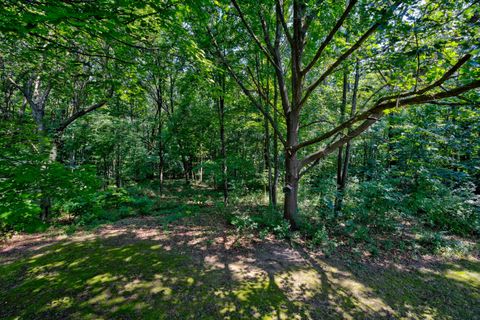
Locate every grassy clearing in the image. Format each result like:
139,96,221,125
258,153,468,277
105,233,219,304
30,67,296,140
1,182,479,319
0,238,308,319
1,225,479,319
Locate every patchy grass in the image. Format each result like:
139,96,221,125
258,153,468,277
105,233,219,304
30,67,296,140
1,218,479,319
0,239,303,319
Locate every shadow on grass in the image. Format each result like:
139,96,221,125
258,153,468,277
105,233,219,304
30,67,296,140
1,237,308,319
1,223,479,320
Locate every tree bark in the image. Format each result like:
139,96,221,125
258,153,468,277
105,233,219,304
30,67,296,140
337,58,360,213
284,113,300,229
335,67,349,214
264,103,273,206
218,74,228,205
19,75,51,221
272,79,279,207
282,0,306,229
157,81,165,192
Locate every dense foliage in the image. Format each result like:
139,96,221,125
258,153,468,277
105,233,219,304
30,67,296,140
0,0,479,252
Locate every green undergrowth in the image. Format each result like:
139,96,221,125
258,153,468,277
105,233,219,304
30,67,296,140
225,201,478,259
57,181,223,233
4,180,478,262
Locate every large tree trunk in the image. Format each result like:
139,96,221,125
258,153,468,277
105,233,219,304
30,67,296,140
284,114,300,229
27,75,51,221
284,152,299,229
283,0,306,229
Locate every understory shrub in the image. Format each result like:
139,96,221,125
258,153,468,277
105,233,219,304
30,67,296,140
406,178,479,236
130,196,156,216
0,124,100,234
230,214,258,234
229,207,292,239
343,180,402,235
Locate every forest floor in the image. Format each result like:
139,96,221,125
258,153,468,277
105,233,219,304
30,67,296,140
1,183,479,319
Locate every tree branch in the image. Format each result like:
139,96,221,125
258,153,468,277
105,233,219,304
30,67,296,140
273,7,291,115
259,11,274,52
31,33,134,65
302,0,358,75
377,53,471,103
246,66,272,105
300,117,335,129
56,100,107,133
300,116,378,167
275,0,293,45
7,77,26,96
300,22,379,110
227,61,287,147
295,54,475,151
299,79,480,167
301,1,323,39
299,1,400,111
208,28,287,147
230,0,277,68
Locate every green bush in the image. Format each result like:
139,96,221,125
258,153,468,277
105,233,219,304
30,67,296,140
60,192,101,219
272,220,291,239
417,231,448,254
96,187,133,209
228,208,292,240
407,178,479,235
130,196,155,216
0,127,100,232
310,226,329,248
230,214,258,234
344,180,401,234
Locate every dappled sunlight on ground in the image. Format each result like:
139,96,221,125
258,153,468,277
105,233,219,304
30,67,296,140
443,268,480,289
1,210,479,319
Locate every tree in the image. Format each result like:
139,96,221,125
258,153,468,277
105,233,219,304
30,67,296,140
209,0,480,228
